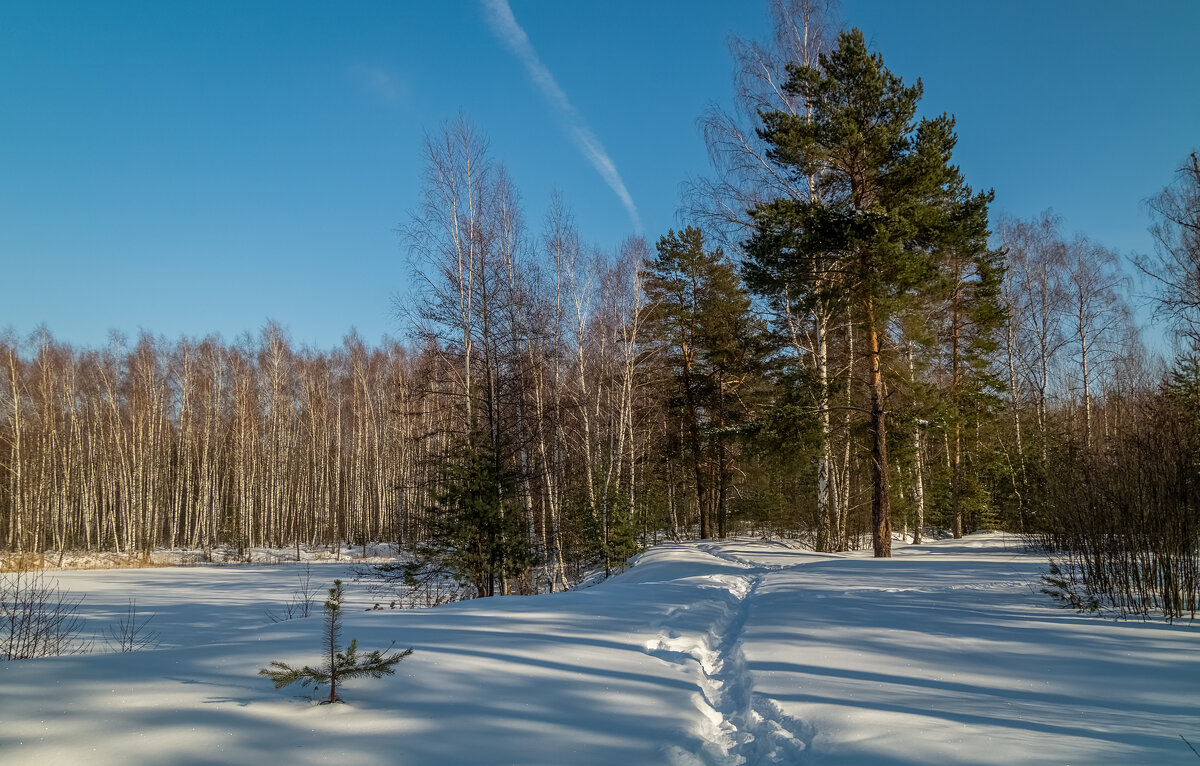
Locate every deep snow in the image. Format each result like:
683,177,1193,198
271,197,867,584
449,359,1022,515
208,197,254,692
1,534,1197,765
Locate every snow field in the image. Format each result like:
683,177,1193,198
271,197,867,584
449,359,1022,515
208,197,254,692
740,537,1200,764
1,534,1198,765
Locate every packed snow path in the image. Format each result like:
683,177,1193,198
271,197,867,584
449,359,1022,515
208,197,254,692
2,535,1199,764
648,552,811,765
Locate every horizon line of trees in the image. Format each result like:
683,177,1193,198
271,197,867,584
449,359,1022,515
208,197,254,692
0,185,1165,567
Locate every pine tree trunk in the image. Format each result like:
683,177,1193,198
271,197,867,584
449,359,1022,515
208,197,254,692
952,309,964,540
866,298,891,558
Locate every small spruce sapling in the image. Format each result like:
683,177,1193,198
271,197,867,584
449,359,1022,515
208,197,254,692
259,579,412,704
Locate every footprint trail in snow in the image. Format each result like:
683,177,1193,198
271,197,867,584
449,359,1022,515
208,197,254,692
648,546,812,765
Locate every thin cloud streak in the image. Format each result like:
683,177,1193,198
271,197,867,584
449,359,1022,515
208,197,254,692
481,0,643,233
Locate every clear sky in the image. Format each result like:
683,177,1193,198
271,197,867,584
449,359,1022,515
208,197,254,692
2,1,1197,350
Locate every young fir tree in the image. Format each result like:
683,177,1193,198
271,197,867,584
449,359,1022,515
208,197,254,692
259,580,412,704
403,437,536,599
744,28,997,556
1167,351,1200,425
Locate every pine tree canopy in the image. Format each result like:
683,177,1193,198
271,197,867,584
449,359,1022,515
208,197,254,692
744,27,1004,556
746,28,996,321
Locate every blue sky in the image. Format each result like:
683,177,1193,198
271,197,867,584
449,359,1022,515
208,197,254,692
2,1,1197,350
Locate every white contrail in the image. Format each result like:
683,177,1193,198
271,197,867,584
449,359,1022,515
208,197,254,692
481,0,643,233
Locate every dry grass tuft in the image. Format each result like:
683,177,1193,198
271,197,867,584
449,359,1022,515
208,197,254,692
1,551,172,572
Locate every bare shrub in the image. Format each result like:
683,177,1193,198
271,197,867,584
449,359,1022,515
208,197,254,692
1032,391,1200,622
1,570,89,660
266,564,320,622
355,559,468,610
105,599,160,653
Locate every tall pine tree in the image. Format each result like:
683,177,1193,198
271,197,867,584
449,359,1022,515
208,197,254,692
745,29,997,556
644,227,766,539
936,200,1006,538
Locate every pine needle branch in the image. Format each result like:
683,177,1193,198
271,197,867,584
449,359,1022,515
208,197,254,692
259,579,413,703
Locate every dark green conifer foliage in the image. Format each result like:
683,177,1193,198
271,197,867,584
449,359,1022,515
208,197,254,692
404,438,536,598
645,227,767,539
935,199,1007,537
745,29,999,556
259,580,412,704
1167,352,1200,420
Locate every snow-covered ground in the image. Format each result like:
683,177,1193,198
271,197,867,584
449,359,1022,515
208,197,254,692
2,534,1197,765
1,542,401,570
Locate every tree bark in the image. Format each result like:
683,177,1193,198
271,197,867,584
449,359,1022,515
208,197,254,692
865,297,891,557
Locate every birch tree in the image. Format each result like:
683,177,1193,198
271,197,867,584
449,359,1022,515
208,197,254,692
1063,237,1129,447
1139,152,1200,341
687,0,846,549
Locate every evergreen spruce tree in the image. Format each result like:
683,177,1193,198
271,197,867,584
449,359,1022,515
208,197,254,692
744,28,998,556
259,580,412,704
403,438,536,599
1167,351,1200,421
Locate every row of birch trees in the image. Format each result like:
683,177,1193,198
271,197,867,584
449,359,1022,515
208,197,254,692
1,327,423,558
